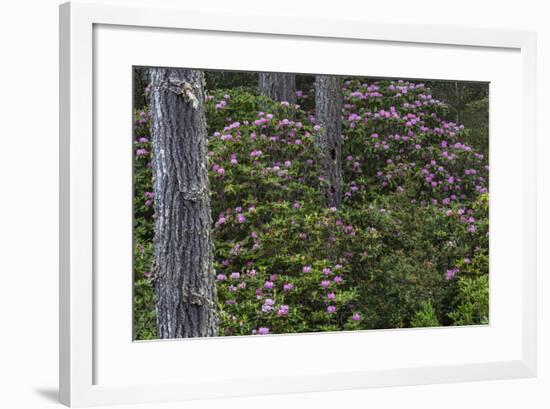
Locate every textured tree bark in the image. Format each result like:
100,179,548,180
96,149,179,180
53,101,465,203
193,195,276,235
454,81,461,124
258,72,296,103
148,67,218,338
314,75,343,208
133,67,149,109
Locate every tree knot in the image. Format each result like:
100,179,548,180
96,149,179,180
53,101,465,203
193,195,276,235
168,78,199,109
150,78,200,109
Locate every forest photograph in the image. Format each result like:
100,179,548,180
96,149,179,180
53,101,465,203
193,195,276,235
132,67,489,340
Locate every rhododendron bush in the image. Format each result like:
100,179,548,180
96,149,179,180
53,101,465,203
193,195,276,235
133,72,489,340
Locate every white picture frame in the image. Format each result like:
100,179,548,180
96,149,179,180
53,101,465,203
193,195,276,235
59,1,537,407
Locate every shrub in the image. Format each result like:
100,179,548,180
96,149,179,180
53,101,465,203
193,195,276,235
448,275,489,325
132,76,489,339
411,301,441,328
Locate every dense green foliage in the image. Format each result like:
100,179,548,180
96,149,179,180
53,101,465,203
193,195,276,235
133,73,489,339
411,301,440,328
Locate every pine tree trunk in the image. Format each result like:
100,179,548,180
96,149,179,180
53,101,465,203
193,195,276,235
455,81,461,123
258,72,296,103
314,75,343,208
133,67,149,109
148,67,218,338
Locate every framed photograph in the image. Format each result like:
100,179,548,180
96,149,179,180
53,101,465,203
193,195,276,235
59,1,537,406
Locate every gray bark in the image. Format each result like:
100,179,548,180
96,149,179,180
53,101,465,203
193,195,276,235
258,72,296,103
454,81,461,123
314,75,343,208
133,67,149,109
148,67,218,338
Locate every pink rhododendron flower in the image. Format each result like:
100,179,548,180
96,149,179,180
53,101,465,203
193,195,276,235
277,305,289,317
321,280,331,288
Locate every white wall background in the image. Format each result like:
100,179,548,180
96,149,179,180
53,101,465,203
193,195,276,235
0,0,547,408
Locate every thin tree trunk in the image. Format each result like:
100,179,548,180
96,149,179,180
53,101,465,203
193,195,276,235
258,72,296,103
148,67,218,338
314,75,343,208
454,81,461,123
133,67,149,109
